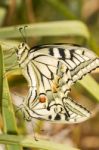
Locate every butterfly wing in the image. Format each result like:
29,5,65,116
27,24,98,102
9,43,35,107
22,51,91,123
30,44,99,83
24,94,91,123
21,51,73,109
29,52,72,101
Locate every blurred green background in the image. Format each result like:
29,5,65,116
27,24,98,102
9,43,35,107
0,0,99,150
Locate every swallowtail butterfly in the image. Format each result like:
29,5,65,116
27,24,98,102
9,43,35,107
15,42,99,123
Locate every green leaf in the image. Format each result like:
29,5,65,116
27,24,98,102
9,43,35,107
0,134,79,150
0,21,90,39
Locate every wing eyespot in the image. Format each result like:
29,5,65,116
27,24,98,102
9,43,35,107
39,95,46,103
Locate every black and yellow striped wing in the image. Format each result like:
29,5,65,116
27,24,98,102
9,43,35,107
30,44,98,83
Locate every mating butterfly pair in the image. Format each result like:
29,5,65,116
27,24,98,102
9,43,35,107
15,41,99,123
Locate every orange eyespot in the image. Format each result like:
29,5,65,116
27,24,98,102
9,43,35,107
39,96,46,103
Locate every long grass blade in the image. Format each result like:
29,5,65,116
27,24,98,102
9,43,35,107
78,75,99,102
0,134,79,150
0,46,3,113
1,45,22,150
0,21,90,39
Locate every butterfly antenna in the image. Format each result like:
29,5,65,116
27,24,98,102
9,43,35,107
19,27,26,43
24,25,28,43
19,26,28,43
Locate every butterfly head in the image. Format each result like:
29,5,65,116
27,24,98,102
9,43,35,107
16,42,30,54
15,42,30,64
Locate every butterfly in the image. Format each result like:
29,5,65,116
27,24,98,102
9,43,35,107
15,42,99,123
